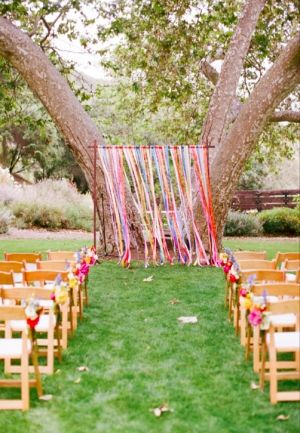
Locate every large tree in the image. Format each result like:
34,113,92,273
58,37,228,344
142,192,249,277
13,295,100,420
0,0,299,251
98,0,300,242
0,2,143,254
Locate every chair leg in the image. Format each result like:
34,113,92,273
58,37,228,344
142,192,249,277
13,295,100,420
55,324,62,363
84,278,89,306
47,319,54,374
245,324,252,360
61,304,68,349
21,337,29,411
78,285,83,320
228,284,233,321
4,324,12,373
235,301,240,336
253,326,261,373
259,337,267,390
240,307,246,346
269,346,278,404
30,337,43,398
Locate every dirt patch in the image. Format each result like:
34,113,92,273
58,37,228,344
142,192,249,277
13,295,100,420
0,229,298,244
0,228,92,240
223,236,299,242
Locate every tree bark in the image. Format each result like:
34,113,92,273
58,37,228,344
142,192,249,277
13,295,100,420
269,110,300,123
211,32,300,245
201,0,266,153
0,17,143,254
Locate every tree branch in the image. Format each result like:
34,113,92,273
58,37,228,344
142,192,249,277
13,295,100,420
200,0,266,149
201,62,300,124
200,60,218,86
212,32,300,206
269,110,300,123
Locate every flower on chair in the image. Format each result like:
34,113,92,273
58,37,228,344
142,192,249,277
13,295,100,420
24,297,43,329
51,274,68,305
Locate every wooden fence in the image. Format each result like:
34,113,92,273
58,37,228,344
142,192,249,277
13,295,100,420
231,189,300,212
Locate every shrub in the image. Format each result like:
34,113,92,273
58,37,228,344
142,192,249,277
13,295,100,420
0,205,13,234
224,211,263,237
258,207,300,236
5,179,93,231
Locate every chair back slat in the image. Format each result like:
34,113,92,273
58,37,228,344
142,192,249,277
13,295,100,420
1,287,53,301
267,299,300,315
238,260,276,270
4,253,42,263
251,283,300,297
0,261,24,272
234,251,266,260
0,305,26,320
0,271,14,285
23,270,68,285
241,269,285,283
37,260,74,271
47,251,76,261
283,259,300,271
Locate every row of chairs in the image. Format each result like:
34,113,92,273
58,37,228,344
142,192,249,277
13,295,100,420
0,250,93,410
223,250,300,404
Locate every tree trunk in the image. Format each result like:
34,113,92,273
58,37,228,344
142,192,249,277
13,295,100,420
201,0,266,153
211,32,300,246
0,17,143,254
194,0,300,251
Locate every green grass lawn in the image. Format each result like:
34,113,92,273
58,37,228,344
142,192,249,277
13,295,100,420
0,238,299,433
224,238,299,259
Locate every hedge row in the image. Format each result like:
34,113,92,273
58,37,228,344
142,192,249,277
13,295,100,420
224,207,300,237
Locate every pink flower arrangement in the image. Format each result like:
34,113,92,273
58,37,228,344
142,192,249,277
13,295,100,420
248,303,267,327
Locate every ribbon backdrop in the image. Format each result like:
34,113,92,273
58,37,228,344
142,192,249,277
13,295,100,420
98,145,218,267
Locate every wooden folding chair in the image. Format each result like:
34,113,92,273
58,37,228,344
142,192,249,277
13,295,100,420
246,283,300,371
2,287,58,375
234,251,267,261
234,270,286,339
275,252,300,269
47,251,77,261
0,305,42,410
22,271,70,349
37,261,80,328
260,300,300,404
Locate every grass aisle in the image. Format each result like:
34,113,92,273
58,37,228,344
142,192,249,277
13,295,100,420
1,259,299,433
0,240,300,433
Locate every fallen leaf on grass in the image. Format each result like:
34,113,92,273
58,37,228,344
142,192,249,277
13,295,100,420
39,394,53,401
74,378,81,384
151,403,172,417
177,316,198,324
55,369,61,375
143,275,153,282
170,298,180,305
78,366,89,372
250,381,260,390
276,414,289,421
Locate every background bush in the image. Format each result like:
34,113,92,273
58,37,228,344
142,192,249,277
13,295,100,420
0,179,93,231
0,205,13,234
224,211,263,236
258,207,300,236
